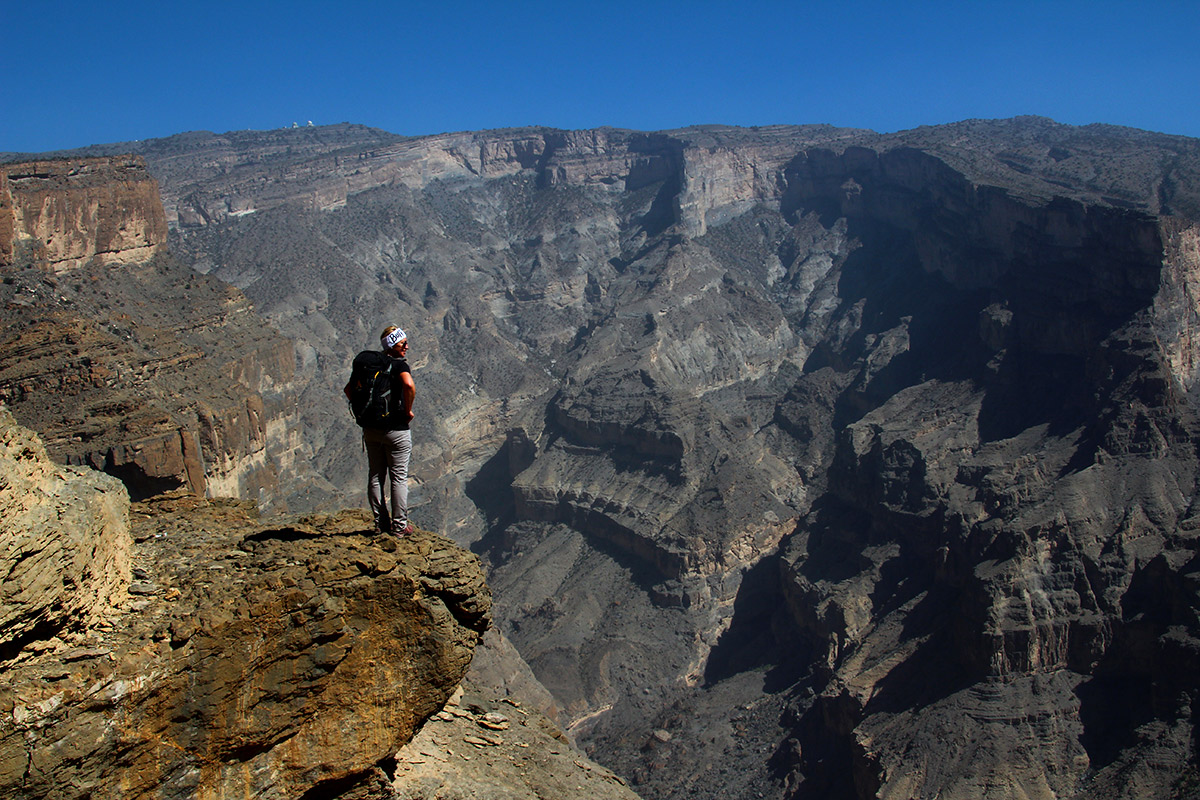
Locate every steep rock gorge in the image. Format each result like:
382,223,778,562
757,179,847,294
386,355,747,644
764,145,1200,799
21,118,1200,798
0,156,319,509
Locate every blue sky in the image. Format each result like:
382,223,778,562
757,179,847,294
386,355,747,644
4,0,1197,153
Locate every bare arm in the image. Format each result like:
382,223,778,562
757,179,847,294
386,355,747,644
399,371,415,422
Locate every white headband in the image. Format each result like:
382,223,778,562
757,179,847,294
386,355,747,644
382,328,407,349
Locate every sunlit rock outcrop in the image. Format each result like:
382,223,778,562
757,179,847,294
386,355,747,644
0,157,167,272
0,412,491,799
0,407,129,660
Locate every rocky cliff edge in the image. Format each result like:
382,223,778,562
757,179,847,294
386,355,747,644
0,408,492,799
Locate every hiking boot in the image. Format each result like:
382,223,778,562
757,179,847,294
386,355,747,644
393,522,414,537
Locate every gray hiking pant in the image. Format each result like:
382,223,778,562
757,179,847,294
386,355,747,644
363,427,411,533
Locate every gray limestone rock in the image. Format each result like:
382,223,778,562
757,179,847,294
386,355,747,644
18,118,1200,799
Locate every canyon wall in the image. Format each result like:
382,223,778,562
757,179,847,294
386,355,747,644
0,157,167,272
0,156,317,509
754,143,1200,799
16,118,1200,799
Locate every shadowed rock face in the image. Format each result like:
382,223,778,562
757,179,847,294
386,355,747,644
0,409,492,799
764,190,1200,796
22,118,1200,798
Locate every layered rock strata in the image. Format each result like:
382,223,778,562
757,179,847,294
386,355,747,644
0,407,130,661
0,411,492,799
730,140,1200,799
0,157,167,272
0,156,311,509
30,118,1200,799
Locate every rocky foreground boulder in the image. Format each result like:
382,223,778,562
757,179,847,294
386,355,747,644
0,409,493,799
0,406,130,662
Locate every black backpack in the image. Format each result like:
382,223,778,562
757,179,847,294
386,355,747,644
347,350,397,428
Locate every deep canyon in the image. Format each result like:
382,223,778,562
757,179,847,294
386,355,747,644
4,116,1200,799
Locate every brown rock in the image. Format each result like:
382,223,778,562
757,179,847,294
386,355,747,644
391,683,644,800
0,157,167,272
0,407,129,659
0,466,491,799
0,165,301,508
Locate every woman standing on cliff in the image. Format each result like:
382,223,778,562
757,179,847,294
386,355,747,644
344,325,416,535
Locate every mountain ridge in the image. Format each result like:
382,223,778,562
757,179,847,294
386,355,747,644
6,115,1200,798
144,117,1200,799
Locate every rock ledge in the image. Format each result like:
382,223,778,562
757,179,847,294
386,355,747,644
0,452,491,799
